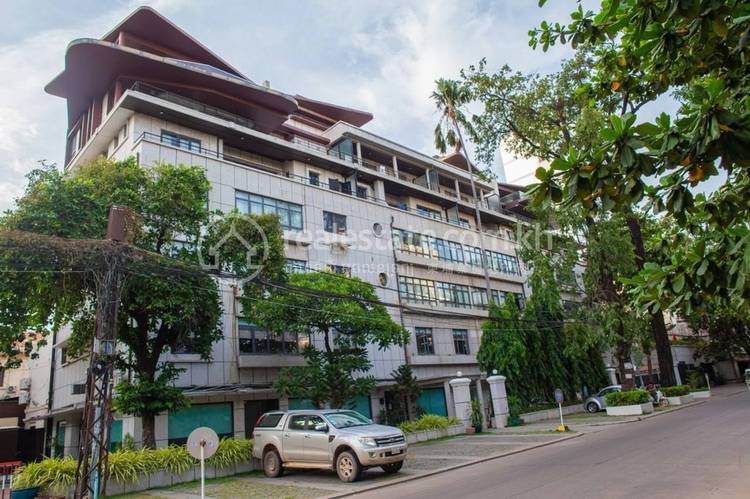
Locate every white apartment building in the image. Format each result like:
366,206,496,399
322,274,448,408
24,7,581,455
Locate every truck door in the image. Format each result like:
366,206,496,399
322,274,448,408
283,414,308,461
304,415,331,463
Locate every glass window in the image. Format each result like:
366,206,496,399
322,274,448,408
286,259,307,274
415,328,434,355
323,211,347,234
160,130,201,153
287,415,307,431
307,415,328,432
235,191,303,231
471,287,488,308
326,264,351,277
324,410,371,429
399,276,436,304
465,246,482,267
256,413,283,428
453,329,470,355
309,171,320,186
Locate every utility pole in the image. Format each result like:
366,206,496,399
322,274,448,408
76,206,134,499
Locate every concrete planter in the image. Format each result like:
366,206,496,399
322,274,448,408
404,424,465,444
102,461,255,496
606,401,654,416
666,393,694,405
519,404,584,423
691,390,710,399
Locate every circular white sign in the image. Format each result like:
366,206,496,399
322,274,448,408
187,427,219,460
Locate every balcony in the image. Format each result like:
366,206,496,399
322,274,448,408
131,82,254,129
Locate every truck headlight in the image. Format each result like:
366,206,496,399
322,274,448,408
359,437,377,447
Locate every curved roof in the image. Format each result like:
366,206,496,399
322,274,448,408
100,6,246,79
295,95,373,128
45,39,298,131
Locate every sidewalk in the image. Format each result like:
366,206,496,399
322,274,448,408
494,383,747,434
113,433,576,499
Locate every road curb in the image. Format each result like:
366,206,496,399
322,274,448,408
577,399,707,427
325,432,583,498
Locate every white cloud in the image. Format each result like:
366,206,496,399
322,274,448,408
0,0,577,211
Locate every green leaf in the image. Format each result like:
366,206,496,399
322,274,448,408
535,166,549,180
672,274,686,293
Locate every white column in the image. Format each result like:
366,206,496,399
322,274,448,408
373,179,386,202
449,377,472,429
121,414,142,447
356,142,363,167
443,380,456,418
486,375,509,428
392,155,399,177
454,178,460,199
154,413,169,448
606,367,618,386
233,400,245,439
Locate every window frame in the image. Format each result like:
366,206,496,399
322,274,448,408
415,327,435,355
235,190,303,231
452,329,470,355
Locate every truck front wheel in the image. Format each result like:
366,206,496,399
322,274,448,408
336,450,362,482
381,461,403,474
263,449,283,478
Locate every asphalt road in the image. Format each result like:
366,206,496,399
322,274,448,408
354,388,750,499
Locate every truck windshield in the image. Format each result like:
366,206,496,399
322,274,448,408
324,410,371,429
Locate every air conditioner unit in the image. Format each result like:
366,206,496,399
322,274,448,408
20,377,31,390
6,385,16,393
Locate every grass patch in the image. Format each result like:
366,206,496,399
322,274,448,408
111,472,333,499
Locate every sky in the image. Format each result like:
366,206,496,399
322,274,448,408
0,0,584,212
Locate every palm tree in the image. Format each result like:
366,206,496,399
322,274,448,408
431,78,493,300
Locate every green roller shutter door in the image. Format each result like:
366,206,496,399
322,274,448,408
109,419,123,451
346,395,372,418
417,387,448,416
288,398,316,410
168,402,233,445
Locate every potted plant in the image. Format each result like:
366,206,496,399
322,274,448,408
469,399,483,433
12,457,77,499
604,389,654,416
660,385,694,405
506,395,524,427
687,371,711,399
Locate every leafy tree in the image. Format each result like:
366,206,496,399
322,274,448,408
477,236,607,410
0,157,281,447
477,299,525,381
527,1,750,318
249,271,409,409
390,364,422,422
458,37,677,384
431,79,493,294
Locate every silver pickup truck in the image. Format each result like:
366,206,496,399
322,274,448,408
251,409,407,482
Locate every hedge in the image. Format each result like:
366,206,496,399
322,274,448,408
14,438,254,491
661,385,691,397
399,414,461,433
605,389,651,407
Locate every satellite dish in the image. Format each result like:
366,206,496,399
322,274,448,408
187,427,219,460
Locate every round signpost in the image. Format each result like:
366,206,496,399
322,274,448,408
553,388,568,432
187,427,219,499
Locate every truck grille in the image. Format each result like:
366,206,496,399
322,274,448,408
375,434,405,446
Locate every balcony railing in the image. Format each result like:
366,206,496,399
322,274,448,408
129,82,532,224
131,81,255,129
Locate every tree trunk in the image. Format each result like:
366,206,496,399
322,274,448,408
142,413,156,449
624,215,677,386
